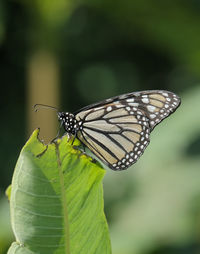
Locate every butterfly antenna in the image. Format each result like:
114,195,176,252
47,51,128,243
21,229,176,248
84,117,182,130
34,104,58,113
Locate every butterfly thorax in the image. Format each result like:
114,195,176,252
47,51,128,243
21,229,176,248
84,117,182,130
58,112,80,135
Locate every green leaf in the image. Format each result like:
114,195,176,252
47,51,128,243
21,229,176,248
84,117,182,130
7,129,111,254
5,185,11,201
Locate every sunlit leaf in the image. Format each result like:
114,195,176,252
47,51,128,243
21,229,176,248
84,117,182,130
7,129,111,254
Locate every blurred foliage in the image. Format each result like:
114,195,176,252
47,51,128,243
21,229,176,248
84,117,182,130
104,87,200,254
0,1,6,45
0,197,13,254
0,0,200,253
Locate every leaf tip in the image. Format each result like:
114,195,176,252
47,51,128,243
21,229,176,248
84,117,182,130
28,128,41,141
23,129,47,156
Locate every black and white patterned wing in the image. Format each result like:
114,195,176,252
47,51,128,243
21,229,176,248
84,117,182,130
127,90,181,130
75,90,181,170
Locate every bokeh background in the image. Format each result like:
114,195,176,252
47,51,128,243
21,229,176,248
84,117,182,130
1,1,200,253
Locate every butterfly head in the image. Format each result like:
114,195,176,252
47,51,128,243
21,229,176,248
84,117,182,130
58,112,77,135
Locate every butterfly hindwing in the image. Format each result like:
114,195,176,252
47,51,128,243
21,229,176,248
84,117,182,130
76,104,150,170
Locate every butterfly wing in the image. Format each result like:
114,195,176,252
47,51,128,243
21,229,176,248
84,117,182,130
122,90,181,130
75,90,181,170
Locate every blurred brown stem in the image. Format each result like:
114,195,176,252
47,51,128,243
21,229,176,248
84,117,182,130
27,50,60,143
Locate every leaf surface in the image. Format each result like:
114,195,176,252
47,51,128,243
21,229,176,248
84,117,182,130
8,129,111,254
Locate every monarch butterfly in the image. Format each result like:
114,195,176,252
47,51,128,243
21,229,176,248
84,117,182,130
35,90,181,170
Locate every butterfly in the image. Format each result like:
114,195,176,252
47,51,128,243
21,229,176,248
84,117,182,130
35,90,181,170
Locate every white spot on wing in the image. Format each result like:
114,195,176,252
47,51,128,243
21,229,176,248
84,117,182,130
126,98,134,102
147,105,156,112
106,98,113,102
94,106,104,111
128,102,139,107
107,106,112,112
150,114,156,119
142,98,149,103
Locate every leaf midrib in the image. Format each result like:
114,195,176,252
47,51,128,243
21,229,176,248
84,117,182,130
56,143,71,254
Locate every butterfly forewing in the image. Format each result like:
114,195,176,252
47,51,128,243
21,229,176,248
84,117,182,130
64,90,181,170
131,90,181,130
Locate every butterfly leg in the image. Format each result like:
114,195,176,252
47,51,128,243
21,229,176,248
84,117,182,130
73,145,98,165
90,157,98,164
71,131,77,145
49,121,65,143
73,144,85,154
73,144,89,158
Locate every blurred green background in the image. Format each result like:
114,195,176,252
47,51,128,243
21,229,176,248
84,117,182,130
1,0,200,253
